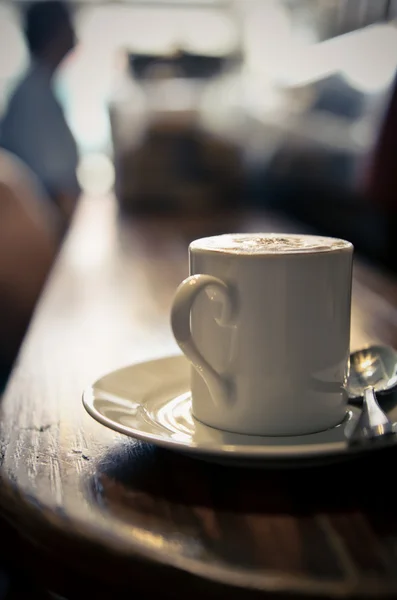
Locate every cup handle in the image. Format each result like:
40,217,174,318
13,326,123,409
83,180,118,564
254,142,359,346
171,274,234,408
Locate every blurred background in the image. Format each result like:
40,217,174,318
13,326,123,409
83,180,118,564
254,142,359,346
1,0,397,243
0,3,397,594
1,0,397,389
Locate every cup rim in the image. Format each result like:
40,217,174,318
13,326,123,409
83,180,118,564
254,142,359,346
189,233,354,257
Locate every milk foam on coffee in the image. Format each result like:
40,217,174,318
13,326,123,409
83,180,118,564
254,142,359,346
191,233,351,255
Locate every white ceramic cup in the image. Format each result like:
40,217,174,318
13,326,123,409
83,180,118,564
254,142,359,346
171,233,353,436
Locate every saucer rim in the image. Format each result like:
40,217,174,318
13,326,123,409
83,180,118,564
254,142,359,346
82,355,376,462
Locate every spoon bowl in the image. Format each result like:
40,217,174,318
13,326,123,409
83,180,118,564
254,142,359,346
348,345,397,399
347,345,397,441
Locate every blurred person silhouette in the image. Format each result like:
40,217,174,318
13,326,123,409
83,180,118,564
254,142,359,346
0,1,80,231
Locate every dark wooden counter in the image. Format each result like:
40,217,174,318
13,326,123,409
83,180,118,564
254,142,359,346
1,195,397,599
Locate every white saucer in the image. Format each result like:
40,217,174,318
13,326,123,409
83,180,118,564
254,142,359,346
83,355,395,468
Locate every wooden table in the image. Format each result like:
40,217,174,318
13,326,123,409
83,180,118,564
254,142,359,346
2,195,397,599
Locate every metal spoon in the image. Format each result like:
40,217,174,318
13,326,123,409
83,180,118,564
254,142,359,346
347,345,397,442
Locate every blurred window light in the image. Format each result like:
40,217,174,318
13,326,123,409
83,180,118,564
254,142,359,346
0,5,27,80
77,153,115,196
340,25,397,93
58,4,236,153
0,5,28,113
174,10,237,55
77,5,236,56
63,94,111,154
243,10,397,93
242,0,294,75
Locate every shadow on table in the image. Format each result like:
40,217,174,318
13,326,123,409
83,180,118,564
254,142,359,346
91,437,396,514
87,435,397,580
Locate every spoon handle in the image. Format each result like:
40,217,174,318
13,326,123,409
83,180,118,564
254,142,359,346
349,387,395,441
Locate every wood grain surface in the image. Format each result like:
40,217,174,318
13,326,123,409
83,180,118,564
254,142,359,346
1,195,397,599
